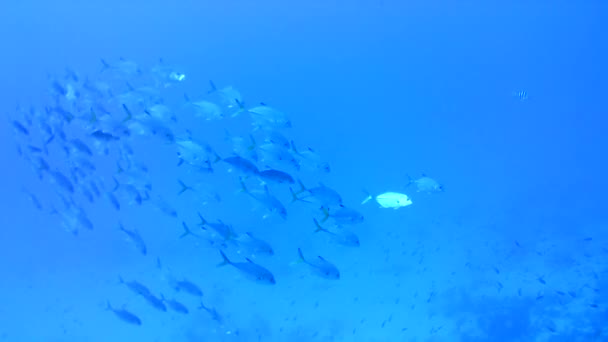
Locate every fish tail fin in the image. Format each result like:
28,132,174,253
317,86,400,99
405,174,414,187
214,152,222,164
121,104,133,123
89,108,98,124
177,179,193,195
111,176,120,192
105,300,112,311
238,177,248,194
289,187,299,203
197,212,207,228
313,218,326,233
232,99,246,117
179,222,193,239
361,190,372,205
290,140,300,156
320,206,330,223
207,80,217,94
183,93,191,104
100,59,110,72
296,179,307,194
217,250,231,267
297,247,306,263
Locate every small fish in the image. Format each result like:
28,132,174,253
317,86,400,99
48,169,75,193
407,174,444,193
234,232,274,256
118,276,151,297
239,178,287,220
313,219,360,247
217,250,276,285
295,180,342,206
171,278,204,297
296,248,340,280
141,292,167,312
198,213,236,241
70,138,93,156
199,302,223,323
119,223,147,255
258,169,295,185
222,155,260,176
107,192,121,211
12,120,30,135
161,295,189,314
512,90,529,101
320,205,364,224
106,301,142,326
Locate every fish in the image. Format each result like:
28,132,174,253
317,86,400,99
118,276,151,297
222,155,260,176
198,213,237,241
141,292,167,312
247,105,291,129
362,191,412,209
217,250,276,285
106,301,142,326
296,248,340,280
234,232,274,256
320,205,364,224
119,223,147,255
313,219,360,247
258,169,295,185
294,180,342,206
170,278,204,297
161,295,189,314
239,178,287,220
407,174,444,193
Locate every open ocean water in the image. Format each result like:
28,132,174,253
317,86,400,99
0,0,607,341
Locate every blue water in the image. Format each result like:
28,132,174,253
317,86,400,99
1,0,607,341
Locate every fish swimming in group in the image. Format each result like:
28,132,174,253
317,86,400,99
296,248,340,280
217,250,276,285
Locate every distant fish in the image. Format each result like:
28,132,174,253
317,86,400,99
161,295,189,314
217,250,276,285
170,278,204,297
321,205,364,225
313,219,360,247
296,248,340,280
118,276,151,297
407,174,444,193
234,232,275,256
239,178,287,220
222,155,260,176
106,301,142,326
512,90,529,101
119,223,147,255
258,169,295,185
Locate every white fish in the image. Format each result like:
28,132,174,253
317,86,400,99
362,191,412,209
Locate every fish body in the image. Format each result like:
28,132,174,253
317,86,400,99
218,251,276,284
258,169,294,185
119,224,147,255
362,192,412,209
106,302,142,326
297,248,340,280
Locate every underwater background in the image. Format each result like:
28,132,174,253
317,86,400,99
1,0,607,341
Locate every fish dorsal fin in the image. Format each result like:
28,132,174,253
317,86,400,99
264,185,270,194
245,258,254,263
317,256,326,261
